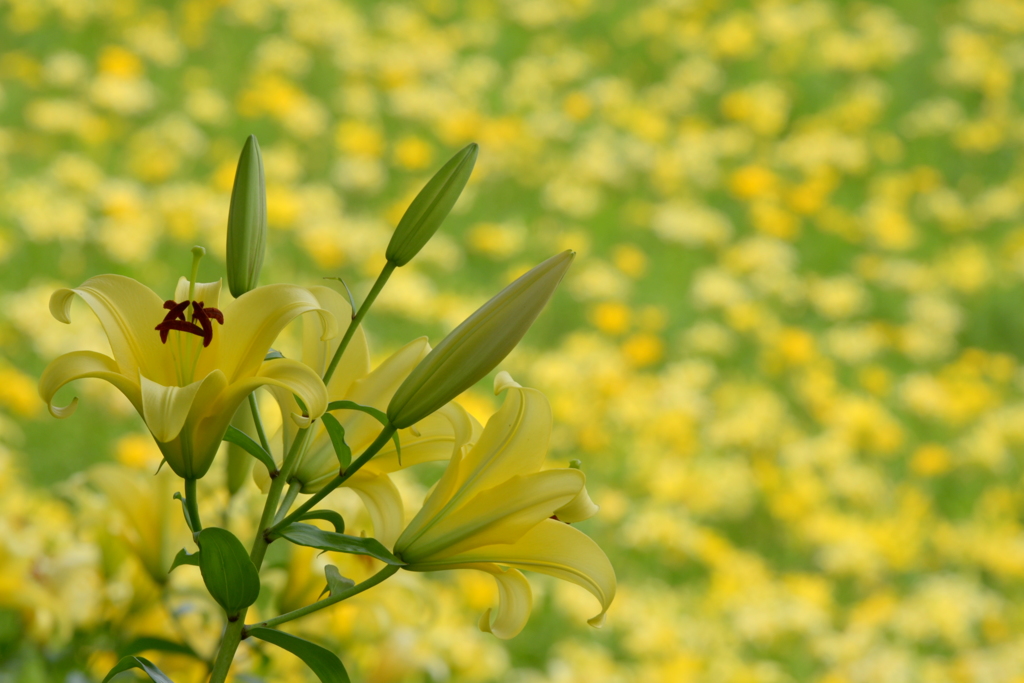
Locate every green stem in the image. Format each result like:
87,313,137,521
275,480,302,524
209,262,397,682
323,262,395,386
184,478,202,532
208,427,313,683
246,564,400,632
248,393,272,453
271,425,397,533
208,623,241,683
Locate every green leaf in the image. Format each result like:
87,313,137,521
318,565,356,599
118,637,197,659
274,523,403,565
172,492,194,532
247,628,350,683
224,425,278,475
297,510,345,534
169,548,200,572
196,527,261,618
264,348,285,361
327,400,401,465
320,413,351,468
102,655,174,683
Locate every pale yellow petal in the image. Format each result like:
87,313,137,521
345,470,404,548
303,285,370,396
399,441,468,546
478,566,532,639
427,385,551,509
206,358,328,434
49,275,172,384
340,336,431,448
400,469,585,563
493,371,521,393
554,480,599,523
39,350,142,417
366,402,476,474
141,372,226,443
204,284,338,384
174,278,223,308
434,520,616,628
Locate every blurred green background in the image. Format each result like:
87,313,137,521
5,0,1024,681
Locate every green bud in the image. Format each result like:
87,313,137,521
385,142,478,267
387,250,574,429
226,134,267,298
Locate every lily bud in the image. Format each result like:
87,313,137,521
385,142,478,267
226,134,267,298
387,250,574,429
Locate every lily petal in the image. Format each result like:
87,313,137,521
341,336,431,447
291,338,430,488
369,402,479,475
303,285,370,396
401,469,585,562
49,275,172,384
208,284,338,384
141,372,226,443
478,566,532,639
435,520,616,629
554,480,600,523
39,350,142,417
209,358,329,430
174,277,223,308
345,470,404,548
403,384,551,543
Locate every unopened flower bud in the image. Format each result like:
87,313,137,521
385,142,478,267
226,135,267,298
387,250,574,428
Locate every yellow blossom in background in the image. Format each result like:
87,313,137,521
4,0,1024,681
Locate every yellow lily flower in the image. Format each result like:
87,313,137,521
255,285,480,546
88,463,191,586
39,273,335,479
394,372,615,639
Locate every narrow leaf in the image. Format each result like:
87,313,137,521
297,510,345,534
197,527,261,618
320,413,351,468
172,492,194,532
119,637,198,659
169,548,200,572
327,400,401,465
274,523,403,565
224,426,278,475
247,628,350,683
102,656,174,683
323,277,357,318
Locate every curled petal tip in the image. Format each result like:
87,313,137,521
493,371,521,395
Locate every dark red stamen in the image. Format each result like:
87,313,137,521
156,300,224,346
155,319,205,343
190,301,224,347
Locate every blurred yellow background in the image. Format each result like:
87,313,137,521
3,0,1024,681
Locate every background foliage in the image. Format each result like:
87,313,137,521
3,0,1024,681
